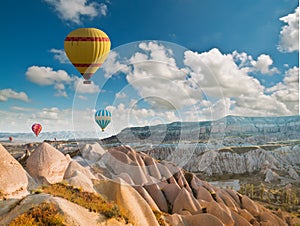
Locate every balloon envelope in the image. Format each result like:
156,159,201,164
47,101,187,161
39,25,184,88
95,110,111,132
32,123,42,137
64,28,111,83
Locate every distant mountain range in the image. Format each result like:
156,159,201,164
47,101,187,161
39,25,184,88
1,115,299,145
102,115,300,147
0,131,99,143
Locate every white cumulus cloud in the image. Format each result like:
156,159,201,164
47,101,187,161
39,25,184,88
0,89,29,102
278,6,299,52
26,66,74,97
26,66,73,85
101,51,129,78
232,51,279,75
99,3,108,16
126,42,200,110
184,48,265,98
251,54,279,75
26,65,103,96
266,66,299,114
233,93,291,116
50,49,69,64
183,48,298,116
44,0,108,24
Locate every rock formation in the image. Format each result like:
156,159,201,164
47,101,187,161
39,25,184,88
94,179,159,226
147,144,300,181
0,142,295,225
93,145,290,226
264,169,281,183
80,142,106,163
0,144,29,199
26,142,69,184
0,194,102,226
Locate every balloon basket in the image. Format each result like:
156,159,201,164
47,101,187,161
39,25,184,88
83,80,91,84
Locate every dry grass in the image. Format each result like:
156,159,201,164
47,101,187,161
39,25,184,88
9,202,65,226
153,210,167,226
41,183,125,220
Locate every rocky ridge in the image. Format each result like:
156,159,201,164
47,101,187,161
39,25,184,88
146,144,300,183
104,115,300,146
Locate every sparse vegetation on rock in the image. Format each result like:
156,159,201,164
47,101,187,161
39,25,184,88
239,183,299,212
41,183,124,220
8,202,65,226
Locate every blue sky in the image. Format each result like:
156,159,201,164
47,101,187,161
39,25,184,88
0,0,298,136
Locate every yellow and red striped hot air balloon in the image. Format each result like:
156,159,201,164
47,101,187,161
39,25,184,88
64,28,111,84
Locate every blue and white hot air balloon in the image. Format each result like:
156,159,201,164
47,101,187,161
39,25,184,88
95,109,112,132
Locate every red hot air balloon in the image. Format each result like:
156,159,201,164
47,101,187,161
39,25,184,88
32,123,42,137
